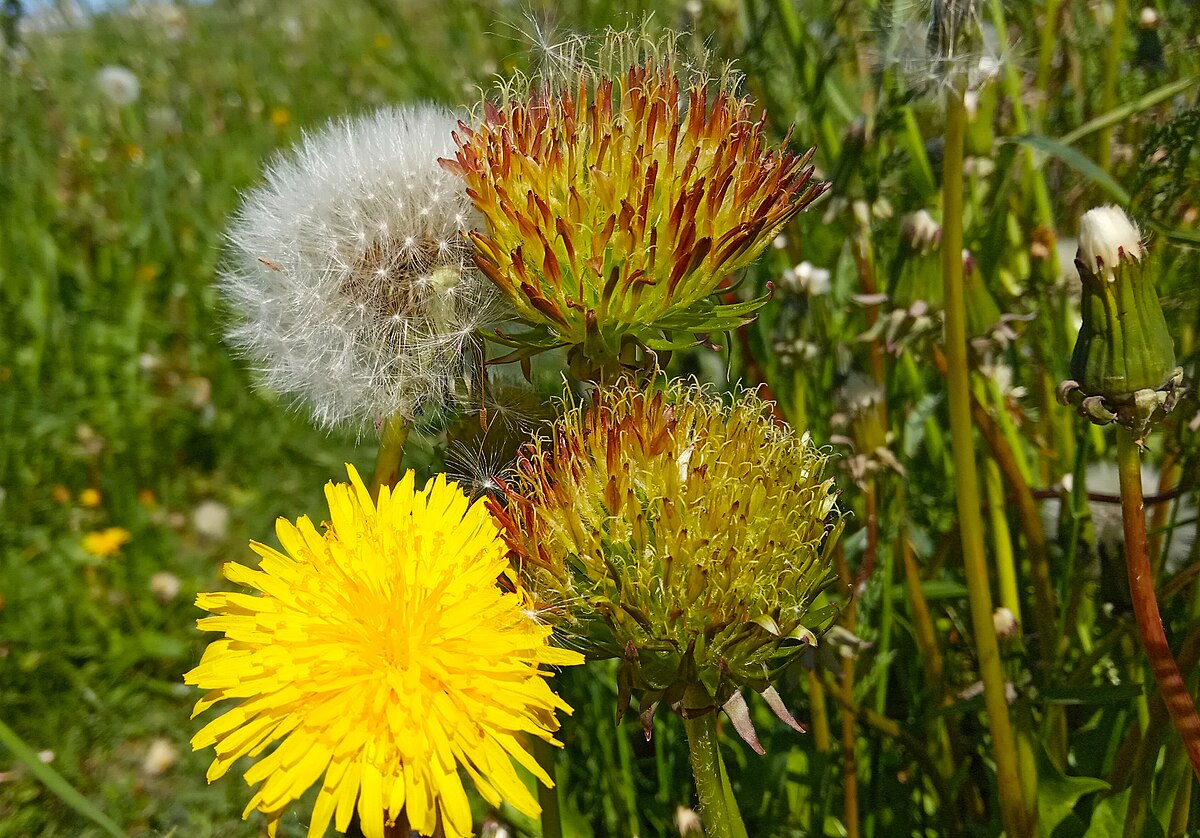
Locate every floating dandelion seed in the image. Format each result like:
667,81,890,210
220,105,503,433
491,380,843,739
186,465,581,838
95,65,140,106
445,31,827,381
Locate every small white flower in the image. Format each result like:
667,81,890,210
1078,205,1144,280
191,500,229,542
148,571,181,603
95,66,140,106
220,105,502,432
141,738,178,776
1139,7,1160,29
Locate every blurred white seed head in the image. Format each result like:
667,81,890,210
95,66,140,106
191,499,229,542
1139,7,1160,29
220,105,502,433
148,571,181,603
1078,205,1144,281
141,738,179,776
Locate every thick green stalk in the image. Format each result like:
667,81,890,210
533,738,564,838
369,414,410,500
1116,427,1200,784
683,710,747,838
942,83,1033,838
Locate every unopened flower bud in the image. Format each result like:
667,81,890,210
1058,206,1182,440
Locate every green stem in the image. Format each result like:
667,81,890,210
941,82,1033,838
533,737,564,838
1097,0,1129,174
369,414,410,500
1116,427,1200,783
683,710,747,838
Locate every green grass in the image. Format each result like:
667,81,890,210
2,0,1200,836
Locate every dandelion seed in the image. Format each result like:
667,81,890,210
186,465,581,838
95,65,140,106
220,106,502,433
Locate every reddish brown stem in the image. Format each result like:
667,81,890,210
1117,426,1200,780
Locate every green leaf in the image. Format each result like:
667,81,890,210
1059,77,1199,146
1083,788,1165,838
1001,135,1131,205
1040,684,1145,706
1036,742,1109,838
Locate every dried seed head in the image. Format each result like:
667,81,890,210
1078,205,1144,282
445,31,827,380
490,380,844,711
220,105,504,433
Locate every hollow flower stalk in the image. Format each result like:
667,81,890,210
491,381,843,727
445,47,827,380
221,105,500,433
185,465,581,838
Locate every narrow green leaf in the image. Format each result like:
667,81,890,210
1002,134,1132,205
0,717,127,838
1059,77,1199,146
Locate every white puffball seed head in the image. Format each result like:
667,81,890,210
219,105,501,433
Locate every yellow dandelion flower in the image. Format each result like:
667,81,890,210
270,106,291,127
79,487,102,507
185,465,582,838
81,527,131,558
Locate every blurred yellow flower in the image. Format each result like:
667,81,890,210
82,527,131,558
185,465,581,838
270,106,291,127
79,488,101,508
135,264,159,283
51,485,71,504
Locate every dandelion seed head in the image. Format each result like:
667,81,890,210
221,106,504,434
872,0,1009,94
95,65,140,106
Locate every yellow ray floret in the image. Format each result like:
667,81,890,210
185,465,582,838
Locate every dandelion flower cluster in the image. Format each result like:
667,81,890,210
491,381,843,718
220,106,501,433
186,465,581,838
445,34,826,378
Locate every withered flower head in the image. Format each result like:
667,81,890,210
490,380,843,740
444,34,827,381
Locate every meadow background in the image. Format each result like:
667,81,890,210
1,0,1198,836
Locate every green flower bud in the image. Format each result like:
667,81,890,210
1058,206,1183,440
490,380,844,734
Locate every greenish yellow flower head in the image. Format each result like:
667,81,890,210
185,466,582,838
444,43,827,380
491,381,843,715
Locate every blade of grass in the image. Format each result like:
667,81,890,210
0,717,127,838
